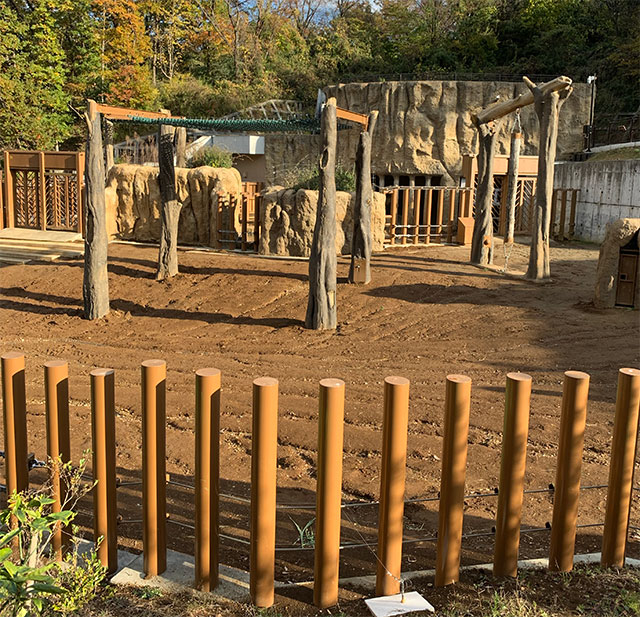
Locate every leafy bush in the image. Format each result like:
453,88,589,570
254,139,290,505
187,145,233,169
282,160,356,193
0,457,106,616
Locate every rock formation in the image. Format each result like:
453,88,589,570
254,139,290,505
259,188,386,257
264,80,590,186
594,218,640,309
105,164,242,246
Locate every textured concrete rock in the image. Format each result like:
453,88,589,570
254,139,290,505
265,80,590,186
594,218,640,308
105,164,242,246
259,188,386,257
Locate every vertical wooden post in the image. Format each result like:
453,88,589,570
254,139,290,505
76,152,84,235
314,379,345,608
559,190,567,240
91,368,118,574
401,190,409,245
601,368,640,568
83,100,109,319
1,352,29,496
413,189,421,244
254,194,261,252
435,375,472,586
376,377,410,596
250,377,278,608
142,360,167,577
569,190,577,239
425,189,432,243
175,127,187,168
195,368,221,591
447,190,456,243
493,372,532,577
241,194,248,252
505,132,521,244
105,120,115,174
44,360,72,559
38,151,47,231
389,190,398,245
3,151,14,228
548,371,590,572
306,98,338,330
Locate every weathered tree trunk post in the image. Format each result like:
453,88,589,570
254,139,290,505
348,111,378,285
83,99,110,320
156,124,182,281
175,127,187,168
524,77,572,281
505,129,521,245
104,120,115,176
306,98,338,330
470,118,501,266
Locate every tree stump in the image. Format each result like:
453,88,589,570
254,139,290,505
349,111,378,285
156,124,182,281
306,98,338,330
470,119,501,266
524,77,572,281
83,100,110,320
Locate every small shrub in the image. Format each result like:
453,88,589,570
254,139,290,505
283,159,356,192
188,145,233,169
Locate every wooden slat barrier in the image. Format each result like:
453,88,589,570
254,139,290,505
551,188,580,241
216,182,263,252
1,356,638,603
383,187,472,246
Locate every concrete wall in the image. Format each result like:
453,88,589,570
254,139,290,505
265,79,590,186
554,160,640,243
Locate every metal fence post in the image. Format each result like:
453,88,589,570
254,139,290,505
91,368,118,574
314,378,345,608
250,377,278,608
548,371,590,572
435,374,472,586
195,368,221,591
601,368,640,568
1,352,29,496
493,372,532,577
376,376,410,596
142,360,167,577
44,360,72,559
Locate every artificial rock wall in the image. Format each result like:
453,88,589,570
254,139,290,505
105,164,243,246
265,80,590,186
259,188,386,257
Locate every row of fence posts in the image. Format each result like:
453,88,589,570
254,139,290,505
1,352,639,607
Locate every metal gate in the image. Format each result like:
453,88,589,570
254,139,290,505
2,151,84,233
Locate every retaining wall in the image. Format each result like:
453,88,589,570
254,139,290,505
553,160,640,243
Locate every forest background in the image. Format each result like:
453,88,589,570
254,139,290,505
1,0,638,151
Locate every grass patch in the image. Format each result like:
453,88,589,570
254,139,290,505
589,146,640,161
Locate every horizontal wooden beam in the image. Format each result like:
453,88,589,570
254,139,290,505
95,103,172,121
336,107,369,129
474,76,572,125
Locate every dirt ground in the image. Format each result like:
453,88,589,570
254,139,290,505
0,238,638,589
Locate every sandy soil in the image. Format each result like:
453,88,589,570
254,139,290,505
0,238,638,583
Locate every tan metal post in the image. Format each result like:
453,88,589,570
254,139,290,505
250,377,278,608
435,374,472,586
3,151,14,228
91,368,118,574
601,368,640,568
376,376,410,596
1,352,29,496
493,372,532,577
142,360,167,577
314,378,345,608
389,190,398,245
38,151,47,231
548,371,590,572
195,368,221,591
242,194,248,251
44,360,72,559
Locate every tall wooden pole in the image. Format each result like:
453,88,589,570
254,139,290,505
524,77,572,281
349,111,378,285
83,99,110,320
505,130,521,246
306,98,338,330
470,119,501,266
156,124,182,280
175,127,187,168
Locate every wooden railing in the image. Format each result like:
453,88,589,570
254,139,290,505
382,186,473,246
215,181,263,251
